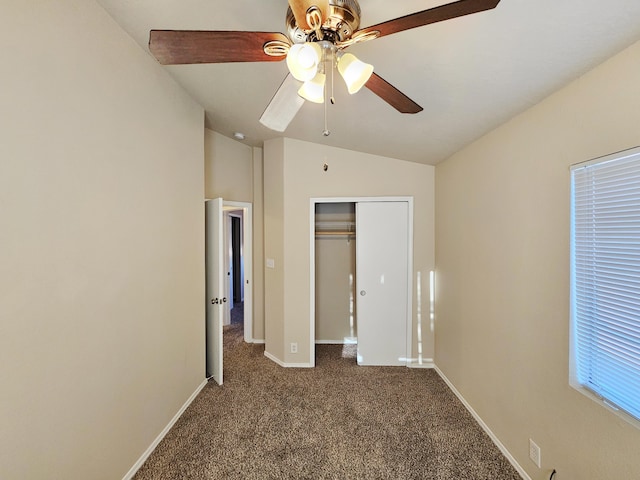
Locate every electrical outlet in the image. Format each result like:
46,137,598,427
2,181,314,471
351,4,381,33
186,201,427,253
290,342,298,354
529,438,541,468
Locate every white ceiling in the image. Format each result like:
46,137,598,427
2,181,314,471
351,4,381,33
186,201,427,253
96,0,640,165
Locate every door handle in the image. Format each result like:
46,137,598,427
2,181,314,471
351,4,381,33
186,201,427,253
360,290,366,296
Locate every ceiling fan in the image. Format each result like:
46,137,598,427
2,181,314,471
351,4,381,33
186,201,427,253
148,0,501,134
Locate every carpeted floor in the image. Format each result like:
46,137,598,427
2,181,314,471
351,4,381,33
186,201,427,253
230,301,244,325
134,324,522,479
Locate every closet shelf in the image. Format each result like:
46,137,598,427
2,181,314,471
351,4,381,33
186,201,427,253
315,220,355,237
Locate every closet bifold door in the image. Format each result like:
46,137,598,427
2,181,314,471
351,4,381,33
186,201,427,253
356,201,409,366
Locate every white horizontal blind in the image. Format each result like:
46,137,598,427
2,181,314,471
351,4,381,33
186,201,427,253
571,147,640,422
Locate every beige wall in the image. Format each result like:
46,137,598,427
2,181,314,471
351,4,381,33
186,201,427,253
314,236,356,341
204,129,253,202
263,140,286,356
435,40,640,479
264,138,435,365
252,148,266,341
204,129,265,340
0,2,205,479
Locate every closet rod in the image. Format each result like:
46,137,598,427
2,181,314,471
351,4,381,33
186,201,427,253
315,231,356,236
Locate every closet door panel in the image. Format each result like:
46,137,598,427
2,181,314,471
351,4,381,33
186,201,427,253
356,201,409,366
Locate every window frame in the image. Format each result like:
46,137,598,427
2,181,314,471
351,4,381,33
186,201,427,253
569,146,640,429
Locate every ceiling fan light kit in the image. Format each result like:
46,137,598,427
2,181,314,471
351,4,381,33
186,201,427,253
148,0,501,133
286,39,372,100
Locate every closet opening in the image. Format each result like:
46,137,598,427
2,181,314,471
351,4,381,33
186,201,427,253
314,202,357,362
310,196,413,368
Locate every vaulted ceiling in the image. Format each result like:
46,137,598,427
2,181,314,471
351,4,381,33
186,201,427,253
96,0,640,165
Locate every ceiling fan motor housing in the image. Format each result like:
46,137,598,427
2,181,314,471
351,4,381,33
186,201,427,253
286,0,362,44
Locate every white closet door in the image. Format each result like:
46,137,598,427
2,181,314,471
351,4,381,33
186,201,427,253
205,198,224,385
356,201,409,366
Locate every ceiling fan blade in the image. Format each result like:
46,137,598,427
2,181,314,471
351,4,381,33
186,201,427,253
149,30,289,65
356,0,500,39
260,74,305,132
365,73,423,114
288,0,331,31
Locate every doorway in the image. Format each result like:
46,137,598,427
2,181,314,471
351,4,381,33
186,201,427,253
222,201,253,343
227,212,244,327
205,198,254,385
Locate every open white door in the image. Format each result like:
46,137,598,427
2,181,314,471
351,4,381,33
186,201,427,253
356,201,410,366
205,198,224,385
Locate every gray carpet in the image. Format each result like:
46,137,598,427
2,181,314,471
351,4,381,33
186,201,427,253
230,301,244,325
134,324,521,479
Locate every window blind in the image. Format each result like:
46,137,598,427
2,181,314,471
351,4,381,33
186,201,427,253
571,147,640,423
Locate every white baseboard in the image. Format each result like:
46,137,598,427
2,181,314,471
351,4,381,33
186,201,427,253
122,378,208,480
408,358,435,368
252,338,265,344
315,338,358,345
434,366,531,480
264,350,313,368
264,350,285,366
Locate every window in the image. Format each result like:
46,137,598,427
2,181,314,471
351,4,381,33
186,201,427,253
570,146,640,425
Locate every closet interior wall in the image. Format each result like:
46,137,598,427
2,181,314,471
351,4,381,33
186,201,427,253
314,202,357,344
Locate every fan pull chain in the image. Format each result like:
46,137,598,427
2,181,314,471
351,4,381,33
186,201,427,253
330,50,335,105
323,93,330,135
323,50,330,136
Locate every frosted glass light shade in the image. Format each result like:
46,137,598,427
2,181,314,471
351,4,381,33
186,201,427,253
337,53,374,94
286,42,322,82
298,72,326,103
